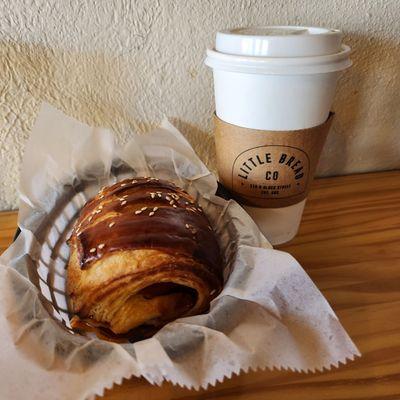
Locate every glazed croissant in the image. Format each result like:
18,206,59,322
67,177,222,341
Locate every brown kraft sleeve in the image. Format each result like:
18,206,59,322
214,113,334,208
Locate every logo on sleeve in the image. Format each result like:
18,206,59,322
232,145,310,199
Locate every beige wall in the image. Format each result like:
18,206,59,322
0,0,399,210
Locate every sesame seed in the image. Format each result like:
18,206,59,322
171,194,179,200
122,195,128,199
98,243,105,249
131,180,137,184
99,194,104,199
98,205,103,209
166,196,171,201
141,207,147,211
169,200,174,205
185,224,190,229
77,231,82,236
153,207,158,211
95,209,102,214
88,216,93,222
208,226,212,230
185,202,189,205
121,200,127,206
135,210,142,215
89,248,96,253
173,204,177,208
109,222,115,228
149,211,155,216
150,193,155,199
157,193,162,197
121,183,126,187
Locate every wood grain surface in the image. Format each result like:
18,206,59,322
1,171,399,400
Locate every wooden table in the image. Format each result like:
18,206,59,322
1,171,399,399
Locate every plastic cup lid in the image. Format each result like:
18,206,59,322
216,26,343,57
206,25,352,75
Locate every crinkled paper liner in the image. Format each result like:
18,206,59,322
0,103,360,400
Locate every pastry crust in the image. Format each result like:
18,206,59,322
67,177,222,341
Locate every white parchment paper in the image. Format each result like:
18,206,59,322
0,103,360,399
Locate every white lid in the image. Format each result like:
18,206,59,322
206,25,352,75
216,26,343,57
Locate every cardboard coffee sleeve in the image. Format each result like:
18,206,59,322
214,113,334,208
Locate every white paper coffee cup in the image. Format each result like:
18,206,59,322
205,26,351,245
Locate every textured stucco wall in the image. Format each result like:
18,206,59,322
0,0,399,210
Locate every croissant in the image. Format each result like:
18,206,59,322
67,177,222,341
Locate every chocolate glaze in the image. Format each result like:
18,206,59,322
73,177,222,282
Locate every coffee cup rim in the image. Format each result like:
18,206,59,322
205,44,352,75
